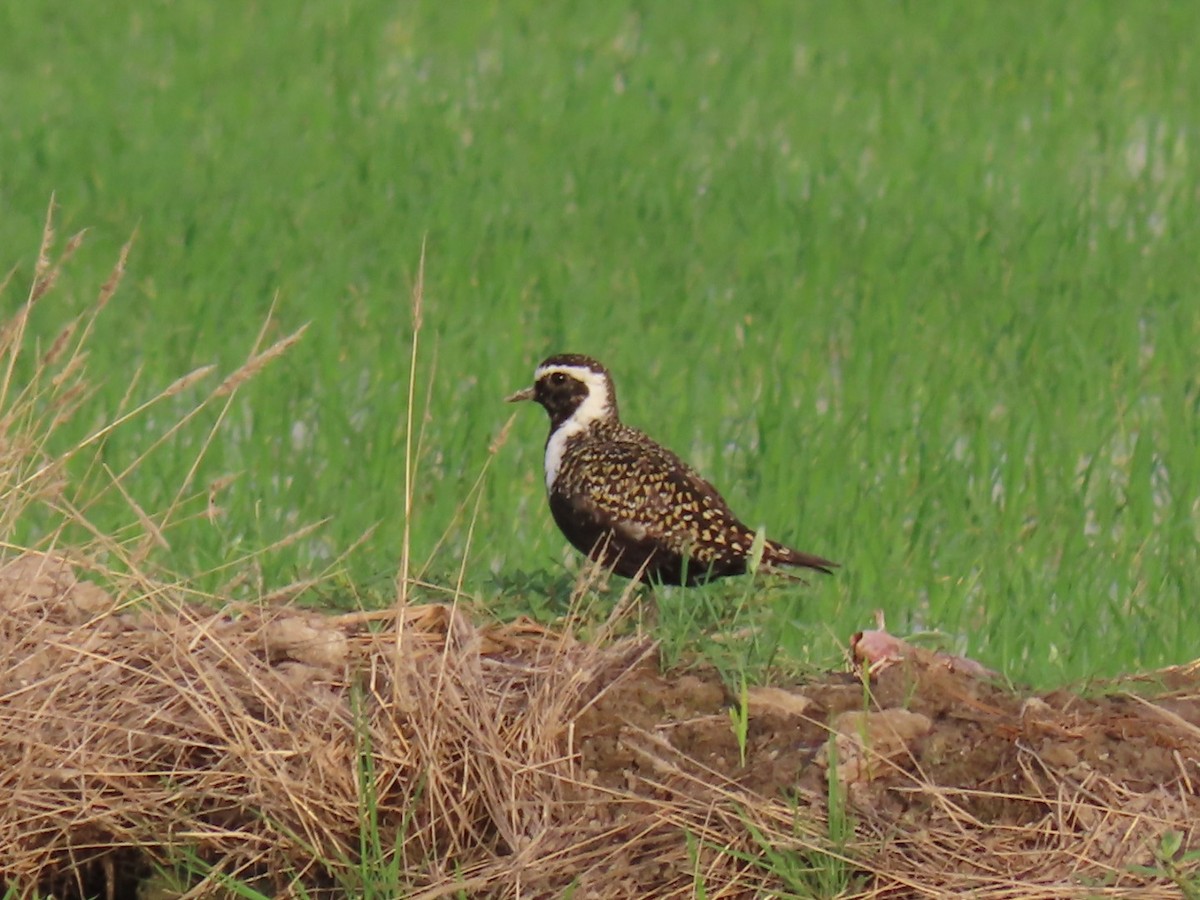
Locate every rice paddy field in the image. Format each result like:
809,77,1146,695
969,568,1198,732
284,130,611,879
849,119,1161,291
3,0,1199,691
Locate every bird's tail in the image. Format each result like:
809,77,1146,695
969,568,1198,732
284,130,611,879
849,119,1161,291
763,540,838,576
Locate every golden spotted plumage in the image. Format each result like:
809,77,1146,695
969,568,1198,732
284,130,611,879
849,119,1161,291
553,419,753,564
507,353,836,586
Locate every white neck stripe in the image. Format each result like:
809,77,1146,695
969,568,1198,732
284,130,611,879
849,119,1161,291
540,365,613,490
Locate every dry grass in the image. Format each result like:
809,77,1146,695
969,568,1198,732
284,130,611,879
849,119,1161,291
0,551,659,897
2,205,1199,899
4,548,1200,899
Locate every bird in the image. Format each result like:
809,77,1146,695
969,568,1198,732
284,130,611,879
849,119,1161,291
505,353,837,586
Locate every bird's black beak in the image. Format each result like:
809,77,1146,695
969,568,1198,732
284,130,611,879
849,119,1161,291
505,386,535,403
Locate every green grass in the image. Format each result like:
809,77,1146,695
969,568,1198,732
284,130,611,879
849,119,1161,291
2,1,1198,685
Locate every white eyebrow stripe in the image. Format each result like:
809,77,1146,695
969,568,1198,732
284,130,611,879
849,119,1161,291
533,362,602,381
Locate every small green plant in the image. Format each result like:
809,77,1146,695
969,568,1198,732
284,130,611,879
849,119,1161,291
746,528,768,576
728,673,750,767
684,830,710,900
821,737,855,876
152,846,280,899
341,680,421,898
729,737,863,898
1129,830,1200,898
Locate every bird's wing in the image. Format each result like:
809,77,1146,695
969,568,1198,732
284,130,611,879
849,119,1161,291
563,434,752,560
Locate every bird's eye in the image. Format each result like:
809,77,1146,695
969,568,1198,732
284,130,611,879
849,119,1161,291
549,372,567,386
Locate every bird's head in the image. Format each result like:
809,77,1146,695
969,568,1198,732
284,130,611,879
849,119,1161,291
506,353,619,431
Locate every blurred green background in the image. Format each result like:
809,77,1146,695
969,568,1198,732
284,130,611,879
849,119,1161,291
2,2,1197,684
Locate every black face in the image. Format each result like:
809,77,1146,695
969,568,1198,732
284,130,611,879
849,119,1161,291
507,354,618,428
534,368,592,429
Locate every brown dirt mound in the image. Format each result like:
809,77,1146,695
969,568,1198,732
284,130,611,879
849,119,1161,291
2,552,1199,899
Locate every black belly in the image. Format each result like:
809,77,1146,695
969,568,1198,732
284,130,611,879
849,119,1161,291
547,493,745,586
